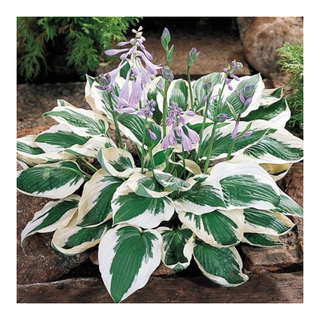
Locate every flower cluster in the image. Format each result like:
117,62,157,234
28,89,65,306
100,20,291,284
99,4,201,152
161,102,199,151
223,60,243,90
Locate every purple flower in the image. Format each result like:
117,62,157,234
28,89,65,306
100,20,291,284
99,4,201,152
161,102,199,151
237,84,255,107
137,100,156,117
147,128,157,140
231,120,253,139
223,60,243,91
216,113,228,123
231,120,239,139
105,26,162,86
95,61,128,92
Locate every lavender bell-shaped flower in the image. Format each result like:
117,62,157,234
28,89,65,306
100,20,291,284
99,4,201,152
161,102,199,151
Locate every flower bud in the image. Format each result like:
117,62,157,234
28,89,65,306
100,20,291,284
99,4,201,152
162,66,174,82
187,47,200,67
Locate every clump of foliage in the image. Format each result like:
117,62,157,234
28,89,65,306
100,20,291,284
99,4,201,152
17,17,140,82
277,41,303,136
17,27,303,303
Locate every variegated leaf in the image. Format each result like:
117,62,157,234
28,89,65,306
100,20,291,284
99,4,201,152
85,74,123,117
97,147,138,178
21,194,80,244
167,78,190,111
173,175,226,215
112,178,174,228
241,233,283,247
17,161,85,199
192,72,223,113
52,214,110,255
65,136,116,158
117,113,162,150
17,135,74,167
222,74,264,118
98,224,162,303
43,103,109,137
244,208,294,236
193,239,248,287
153,169,196,192
210,161,280,210
243,91,290,127
243,121,303,164
270,189,303,217
179,209,244,247
157,226,194,271
127,173,173,198
34,124,90,152
77,169,123,227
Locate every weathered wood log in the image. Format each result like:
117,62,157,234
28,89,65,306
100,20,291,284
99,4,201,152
17,272,303,303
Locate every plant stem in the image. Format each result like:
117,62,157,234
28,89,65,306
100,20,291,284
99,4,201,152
203,78,227,173
181,146,187,180
203,119,217,174
162,80,169,136
187,66,194,111
196,100,210,163
148,146,155,170
78,157,98,174
107,93,123,149
140,117,148,173
226,138,236,161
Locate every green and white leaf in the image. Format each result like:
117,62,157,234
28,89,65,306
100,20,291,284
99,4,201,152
117,113,162,150
85,74,122,118
244,208,294,236
200,120,269,161
210,161,280,210
127,173,173,198
270,189,303,217
193,239,248,287
77,169,123,227
17,161,85,199
179,209,244,247
173,175,226,215
222,74,264,118
157,226,194,271
112,179,175,228
167,78,190,111
242,121,303,164
34,124,90,152
52,215,110,255
143,145,168,171
192,72,223,113
241,233,283,247
17,135,74,168
43,103,109,136
97,147,138,178
153,169,196,192
21,194,80,244
98,224,162,303
243,91,290,127
66,136,116,158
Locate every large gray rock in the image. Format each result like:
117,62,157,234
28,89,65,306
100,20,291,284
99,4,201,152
242,17,303,77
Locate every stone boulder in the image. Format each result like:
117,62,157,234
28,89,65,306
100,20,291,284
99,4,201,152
241,17,303,77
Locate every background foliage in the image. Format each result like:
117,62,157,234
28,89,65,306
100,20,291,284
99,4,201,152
277,41,303,137
17,17,141,83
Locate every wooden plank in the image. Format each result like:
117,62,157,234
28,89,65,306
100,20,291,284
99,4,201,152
17,271,303,303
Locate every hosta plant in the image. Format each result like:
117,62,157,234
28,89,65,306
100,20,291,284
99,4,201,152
17,26,303,303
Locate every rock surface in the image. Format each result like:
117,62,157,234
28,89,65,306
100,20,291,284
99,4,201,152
242,17,303,77
17,192,91,284
17,272,303,303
